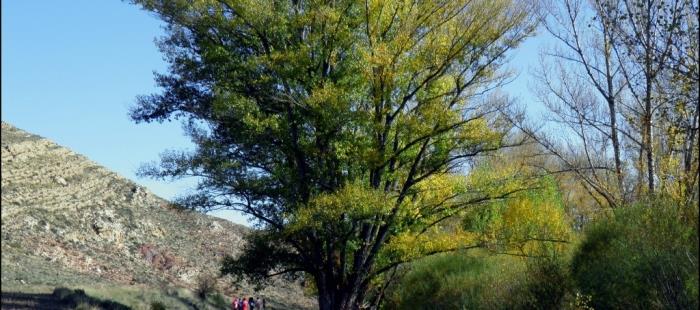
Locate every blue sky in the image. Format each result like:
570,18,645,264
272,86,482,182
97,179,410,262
2,1,548,226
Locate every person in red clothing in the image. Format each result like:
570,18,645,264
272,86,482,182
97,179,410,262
231,297,239,310
242,297,249,310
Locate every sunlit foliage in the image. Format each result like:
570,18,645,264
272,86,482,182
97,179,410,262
130,0,538,308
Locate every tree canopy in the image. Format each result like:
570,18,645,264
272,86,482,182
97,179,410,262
130,0,539,308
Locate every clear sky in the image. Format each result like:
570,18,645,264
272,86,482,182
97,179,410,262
2,0,548,227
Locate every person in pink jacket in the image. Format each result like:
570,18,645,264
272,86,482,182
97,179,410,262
231,297,239,310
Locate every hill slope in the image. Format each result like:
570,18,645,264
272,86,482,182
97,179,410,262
1,122,313,309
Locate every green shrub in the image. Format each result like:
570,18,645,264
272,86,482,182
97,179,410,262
53,287,73,300
385,253,481,309
517,257,570,310
384,252,558,310
571,199,699,309
210,293,229,309
150,301,167,310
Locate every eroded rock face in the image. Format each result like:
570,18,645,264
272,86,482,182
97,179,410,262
1,122,314,309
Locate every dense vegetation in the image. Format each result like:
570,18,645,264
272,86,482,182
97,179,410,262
572,199,698,309
384,252,570,309
130,0,698,308
384,198,698,309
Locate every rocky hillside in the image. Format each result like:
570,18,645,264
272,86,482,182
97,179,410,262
0,122,314,309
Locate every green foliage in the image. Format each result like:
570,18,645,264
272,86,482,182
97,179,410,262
519,257,570,310
150,301,167,310
210,293,230,309
130,0,539,307
385,165,577,309
463,172,573,257
571,198,699,309
384,251,572,310
385,253,502,309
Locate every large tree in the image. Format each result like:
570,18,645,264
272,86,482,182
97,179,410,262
130,0,537,308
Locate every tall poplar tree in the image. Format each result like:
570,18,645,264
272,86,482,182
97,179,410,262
129,0,537,308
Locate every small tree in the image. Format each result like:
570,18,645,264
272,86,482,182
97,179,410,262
130,0,538,308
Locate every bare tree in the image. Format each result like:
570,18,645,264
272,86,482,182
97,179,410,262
522,0,629,208
520,0,698,209
599,0,695,195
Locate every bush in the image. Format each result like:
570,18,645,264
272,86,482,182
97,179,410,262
384,252,568,310
517,258,570,310
150,301,167,310
195,274,218,300
571,199,699,309
210,293,229,309
385,253,481,309
53,287,73,300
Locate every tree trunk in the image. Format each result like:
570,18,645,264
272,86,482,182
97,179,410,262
644,70,655,194
318,290,361,310
604,31,625,204
316,275,362,310
643,5,655,195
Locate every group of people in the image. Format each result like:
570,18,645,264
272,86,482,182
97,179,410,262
231,296,265,310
